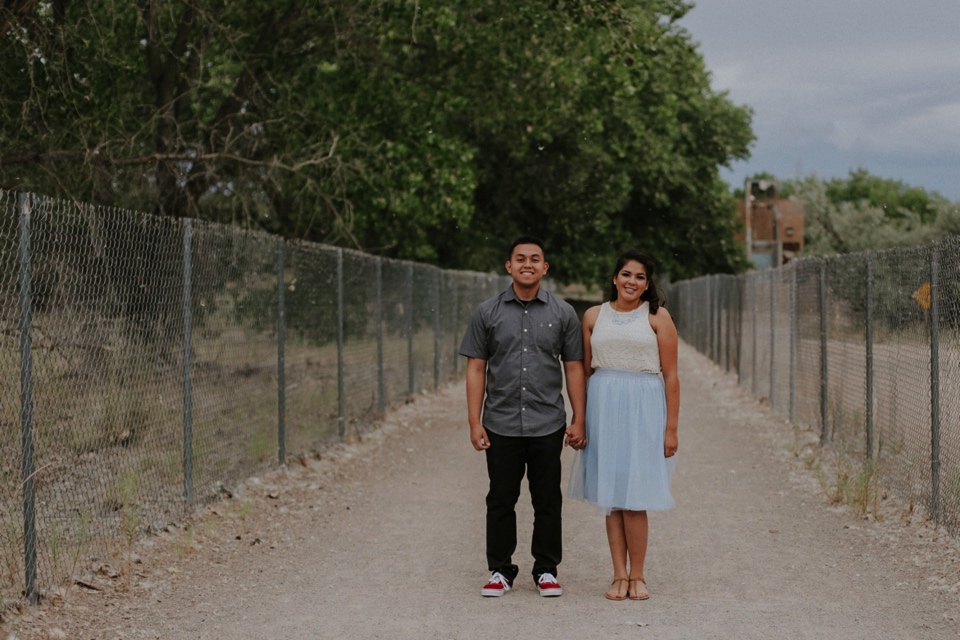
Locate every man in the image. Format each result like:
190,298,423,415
460,236,586,598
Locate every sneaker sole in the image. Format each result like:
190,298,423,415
481,588,507,597
537,587,562,597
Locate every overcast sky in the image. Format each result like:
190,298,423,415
679,0,960,200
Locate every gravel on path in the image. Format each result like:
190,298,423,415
6,342,960,639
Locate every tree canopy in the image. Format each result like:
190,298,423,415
1,0,754,284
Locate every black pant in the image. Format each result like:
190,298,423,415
484,428,565,582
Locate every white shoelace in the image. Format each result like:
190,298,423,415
489,572,509,586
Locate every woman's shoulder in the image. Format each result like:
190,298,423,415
648,304,674,329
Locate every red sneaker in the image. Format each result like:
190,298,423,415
481,571,512,597
536,573,562,597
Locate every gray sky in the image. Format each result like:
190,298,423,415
679,0,960,200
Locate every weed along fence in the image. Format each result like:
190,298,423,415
670,238,960,538
0,190,508,604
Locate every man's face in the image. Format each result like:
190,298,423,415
506,243,548,287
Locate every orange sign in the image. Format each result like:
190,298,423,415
912,282,931,310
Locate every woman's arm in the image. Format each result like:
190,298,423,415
581,305,600,383
651,307,680,457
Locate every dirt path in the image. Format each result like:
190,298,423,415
7,342,960,639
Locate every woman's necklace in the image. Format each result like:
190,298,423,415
610,301,642,325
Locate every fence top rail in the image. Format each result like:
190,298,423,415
3,188,502,282
671,233,960,287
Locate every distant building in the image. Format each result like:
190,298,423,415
735,181,804,269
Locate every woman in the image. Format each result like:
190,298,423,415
568,249,679,601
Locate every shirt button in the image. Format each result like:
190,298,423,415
523,367,527,371
524,329,527,332
523,348,527,352
524,310,528,314
522,387,526,391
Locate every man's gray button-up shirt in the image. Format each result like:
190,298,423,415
459,286,583,437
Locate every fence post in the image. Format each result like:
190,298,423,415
690,280,696,350
704,276,717,362
182,219,194,508
376,258,385,414
713,279,719,364
725,277,732,372
695,279,701,352
737,276,744,386
819,262,829,446
689,281,696,350
433,269,441,390
706,280,712,359
929,248,941,524
789,265,797,424
407,263,415,396
865,256,874,461
336,249,345,441
769,269,776,407
751,274,758,397
720,281,724,371
698,279,704,354
276,238,286,466
17,193,38,605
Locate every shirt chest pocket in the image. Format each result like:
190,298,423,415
533,318,563,356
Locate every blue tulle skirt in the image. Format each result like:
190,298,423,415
568,369,675,514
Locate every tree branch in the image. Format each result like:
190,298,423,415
1,136,340,173
0,0,41,37
204,1,304,151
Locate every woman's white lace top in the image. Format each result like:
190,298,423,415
591,301,661,373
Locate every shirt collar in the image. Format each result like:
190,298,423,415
505,285,548,305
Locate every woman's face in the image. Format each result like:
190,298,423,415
613,260,648,304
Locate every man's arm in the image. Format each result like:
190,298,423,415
563,359,587,449
465,357,490,450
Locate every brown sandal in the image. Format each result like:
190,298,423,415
605,577,629,601
628,578,649,601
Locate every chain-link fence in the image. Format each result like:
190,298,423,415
0,191,510,603
671,238,960,539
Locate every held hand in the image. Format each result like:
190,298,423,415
470,424,491,451
565,422,587,450
664,430,678,458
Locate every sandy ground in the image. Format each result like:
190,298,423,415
4,342,960,639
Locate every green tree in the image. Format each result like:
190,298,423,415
824,168,944,224
370,1,753,282
1,1,383,223
1,0,754,283
779,171,958,256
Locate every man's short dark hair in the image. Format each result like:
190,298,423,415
507,235,546,261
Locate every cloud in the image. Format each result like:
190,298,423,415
711,41,960,157
830,102,960,155
680,0,960,198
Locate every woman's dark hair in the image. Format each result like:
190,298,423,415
607,249,664,314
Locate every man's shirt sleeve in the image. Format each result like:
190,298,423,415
559,303,584,361
459,305,488,360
